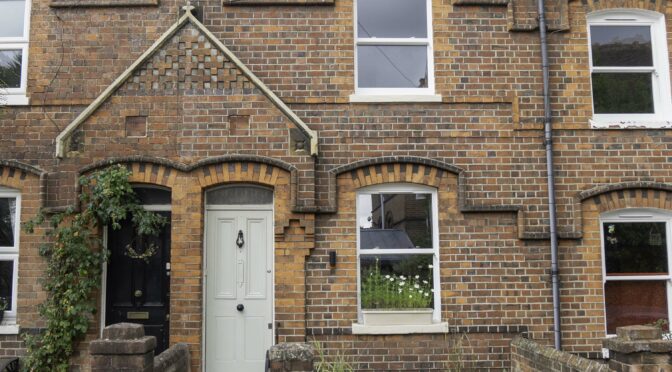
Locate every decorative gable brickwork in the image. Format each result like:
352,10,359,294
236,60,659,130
120,25,253,94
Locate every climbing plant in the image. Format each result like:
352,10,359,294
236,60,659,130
22,165,166,371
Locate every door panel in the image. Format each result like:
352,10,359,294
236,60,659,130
214,217,237,299
106,212,171,354
206,209,273,372
246,218,268,299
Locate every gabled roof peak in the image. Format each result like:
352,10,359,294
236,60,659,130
55,7,318,157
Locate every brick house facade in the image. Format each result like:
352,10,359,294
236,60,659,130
1,0,672,369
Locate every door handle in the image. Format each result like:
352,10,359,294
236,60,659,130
237,304,244,312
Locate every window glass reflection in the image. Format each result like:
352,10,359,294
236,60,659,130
0,260,13,311
591,26,652,67
359,193,432,249
357,45,428,89
0,198,16,247
357,0,427,38
360,254,433,309
603,222,667,275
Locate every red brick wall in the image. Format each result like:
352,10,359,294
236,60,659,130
2,0,672,369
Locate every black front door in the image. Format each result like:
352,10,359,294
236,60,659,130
106,212,171,354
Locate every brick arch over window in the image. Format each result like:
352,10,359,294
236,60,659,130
563,184,672,351
78,157,313,369
0,161,46,204
584,1,666,13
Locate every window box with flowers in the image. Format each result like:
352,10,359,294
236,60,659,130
353,184,447,334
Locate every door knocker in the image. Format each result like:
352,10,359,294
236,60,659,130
236,230,245,248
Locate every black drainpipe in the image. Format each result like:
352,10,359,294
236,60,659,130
537,0,562,350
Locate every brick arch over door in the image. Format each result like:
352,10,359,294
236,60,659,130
79,158,313,371
561,186,672,353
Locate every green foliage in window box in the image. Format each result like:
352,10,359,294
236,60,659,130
21,165,167,371
361,257,433,309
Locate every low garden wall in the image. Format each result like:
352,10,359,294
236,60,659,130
90,323,190,372
512,325,672,372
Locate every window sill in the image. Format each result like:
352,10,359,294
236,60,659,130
0,324,20,335
590,118,672,129
349,94,443,103
352,322,448,335
50,0,157,6
1,95,29,106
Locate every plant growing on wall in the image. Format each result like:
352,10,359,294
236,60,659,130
361,257,433,309
22,165,167,371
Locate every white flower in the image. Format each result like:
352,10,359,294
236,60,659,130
398,289,402,293
430,288,434,292
414,284,420,289
428,265,433,269
409,295,413,298
424,293,429,297
399,282,405,286
422,280,428,284
385,275,390,279
400,275,406,280
389,277,394,282
415,275,420,279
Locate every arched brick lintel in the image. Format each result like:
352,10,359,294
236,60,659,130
78,155,300,207
330,156,464,178
568,182,672,238
0,161,47,207
579,181,672,202
78,155,297,175
584,1,666,13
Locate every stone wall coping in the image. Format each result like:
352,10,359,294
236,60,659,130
602,338,672,354
103,322,146,340
90,337,157,355
268,343,315,363
153,343,190,371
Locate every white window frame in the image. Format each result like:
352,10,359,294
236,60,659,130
0,0,31,106
600,208,672,336
352,0,439,101
0,187,21,326
588,10,672,127
355,183,442,326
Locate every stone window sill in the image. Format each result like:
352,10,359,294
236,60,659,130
349,94,443,103
352,322,448,335
2,95,29,106
590,118,672,129
50,0,157,7
0,324,20,335
223,0,333,3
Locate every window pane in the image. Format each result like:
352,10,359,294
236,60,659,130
592,73,653,114
0,260,13,311
0,0,25,38
0,50,22,89
591,26,652,67
357,0,427,38
605,280,667,334
133,187,171,205
206,185,273,205
358,45,428,89
0,198,16,247
359,193,433,249
603,222,667,275
360,254,434,309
